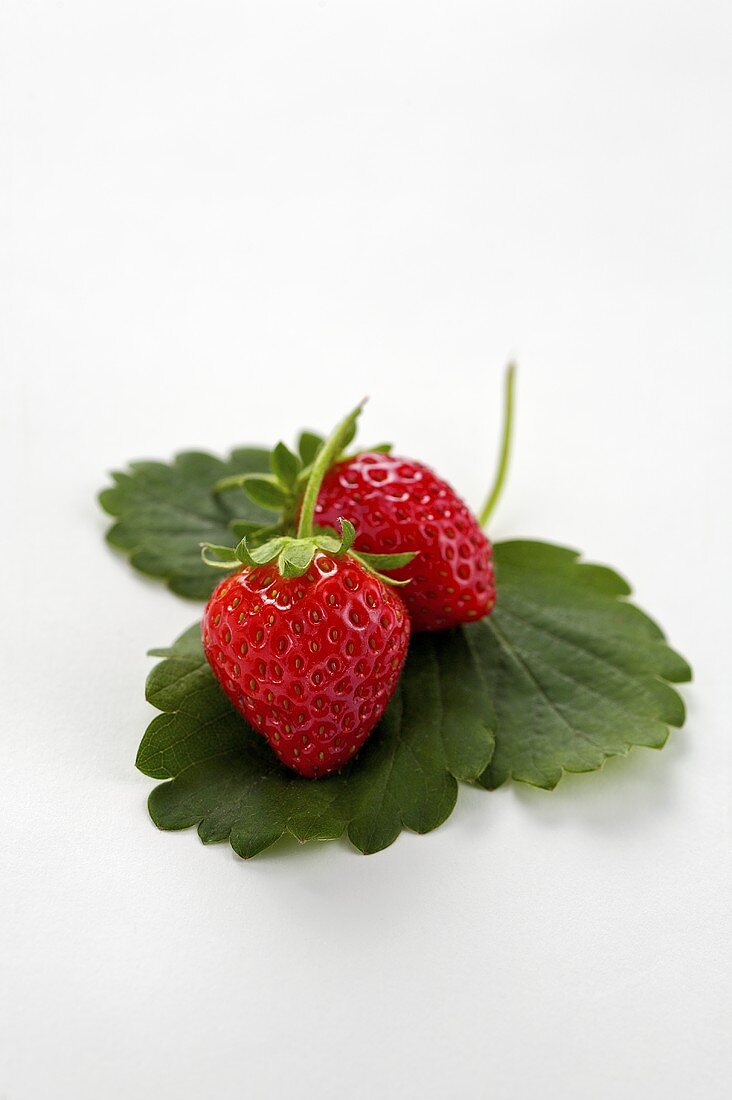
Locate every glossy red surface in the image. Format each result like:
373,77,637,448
202,553,410,778
315,452,496,631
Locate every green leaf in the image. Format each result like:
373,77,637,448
270,442,302,489
466,541,691,790
137,625,495,857
297,431,324,467
134,539,690,858
99,447,272,599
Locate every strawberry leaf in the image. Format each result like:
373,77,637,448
137,624,495,857
99,447,272,599
134,539,689,857
468,541,691,790
106,444,691,846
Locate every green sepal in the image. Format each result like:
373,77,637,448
238,475,292,512
313,534,341,553
355,550,416,571
200,544,242,570
269,442,302,490
351,554,412,587
297,431,324,467
213,473,291,512
212,473,255,494
228,519,264,536
337,518,356,554
204,408,375,582
234,536,287,567
312,518,356,556
228,519,280,543
278,542,316,578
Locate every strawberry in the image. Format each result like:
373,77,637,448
202,552,410,777
201,403,414,778
213,367,515,635
314,453,496,632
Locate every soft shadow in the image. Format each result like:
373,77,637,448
229,831,341,865
509,723,692,834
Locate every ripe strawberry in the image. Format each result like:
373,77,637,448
314,453,496,632
202,552,410,777
201,401,414,778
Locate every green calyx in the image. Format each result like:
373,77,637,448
212,437,314,536
202,403,415,585
205,362,516,578
202,518,415,585
212,419,392,544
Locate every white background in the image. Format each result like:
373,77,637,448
2,2,730,1098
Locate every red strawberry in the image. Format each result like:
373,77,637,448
202,551,410,777
314,452,496,632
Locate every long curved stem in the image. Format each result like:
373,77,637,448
479,362,516,528
297,402,365,538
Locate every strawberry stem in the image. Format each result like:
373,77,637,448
479,362,516,528
297,402,365,539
